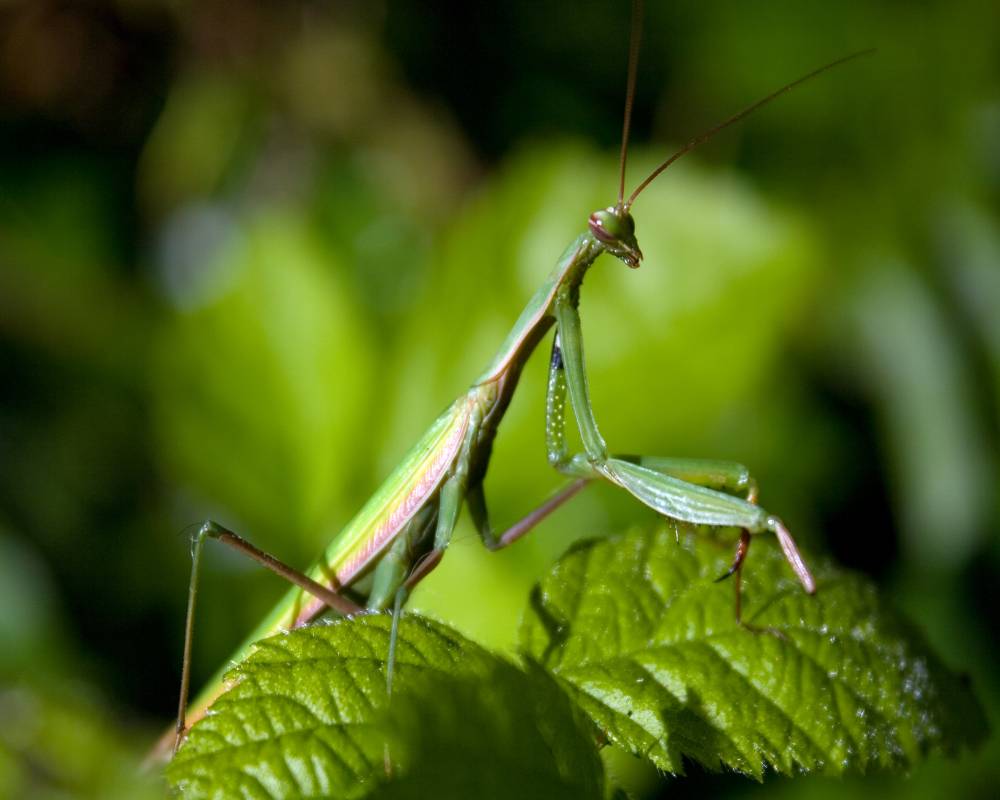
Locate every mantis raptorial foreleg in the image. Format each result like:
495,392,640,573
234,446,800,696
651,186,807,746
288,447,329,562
616,456,759,502
545,327,761,614
546,291,816,598
544,314,759,499
612,457,760,595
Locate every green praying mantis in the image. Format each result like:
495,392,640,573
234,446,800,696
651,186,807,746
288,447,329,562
163,0,872,762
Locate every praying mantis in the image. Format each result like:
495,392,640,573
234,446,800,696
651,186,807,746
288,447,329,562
163,0,871,763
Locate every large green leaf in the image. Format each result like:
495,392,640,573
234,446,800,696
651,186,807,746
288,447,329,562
168,614,602,799
152,213,376,556
520,525,987,778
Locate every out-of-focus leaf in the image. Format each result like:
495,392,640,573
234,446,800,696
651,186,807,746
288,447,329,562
0,155,122,279
732,740,1000,800
0,683,162,800
168,614,601,799
152,213,375,555
0,530,63,673
138,74,257,215
844,260,992,565
938,202,1000,416
0,157,146,371
520,525,987,778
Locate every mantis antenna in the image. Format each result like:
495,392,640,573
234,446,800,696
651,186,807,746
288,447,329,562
617,0,644,208
625,47,876,209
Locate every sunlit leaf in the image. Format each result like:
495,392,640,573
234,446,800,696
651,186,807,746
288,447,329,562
168,614,601,799
520,525,987,778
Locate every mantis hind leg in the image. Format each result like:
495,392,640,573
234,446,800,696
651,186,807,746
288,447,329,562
175,521,365,752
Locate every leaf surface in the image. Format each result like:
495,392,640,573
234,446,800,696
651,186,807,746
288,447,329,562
168,614,601,799
520,525,987,778
372,661,603,800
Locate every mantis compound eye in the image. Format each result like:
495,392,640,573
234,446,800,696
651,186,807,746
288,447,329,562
589,207,642,268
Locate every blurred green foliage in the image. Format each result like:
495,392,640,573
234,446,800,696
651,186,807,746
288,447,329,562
153,214,376,548
0,0,997,797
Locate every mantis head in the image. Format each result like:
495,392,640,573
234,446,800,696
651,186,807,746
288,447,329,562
589,206,642,268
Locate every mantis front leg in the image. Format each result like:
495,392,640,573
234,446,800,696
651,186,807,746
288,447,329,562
548,288,816,596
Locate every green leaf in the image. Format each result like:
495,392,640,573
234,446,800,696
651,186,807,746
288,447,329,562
520,525,987,779
167,615,487,798
152,213,376,556
0,682,163,800
138,73,257,214
373,661,603,800
168,614,602,799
